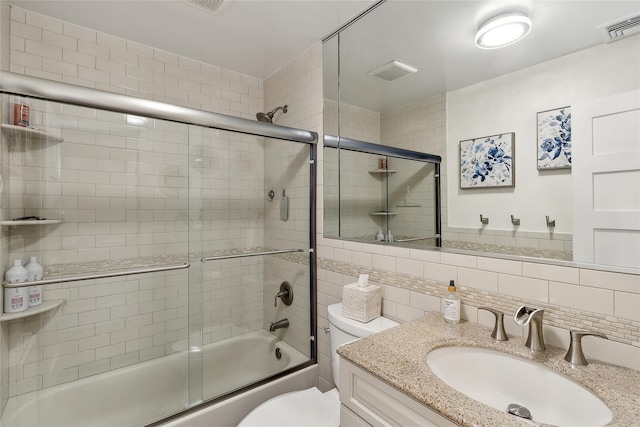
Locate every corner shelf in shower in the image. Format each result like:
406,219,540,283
1,219,64,227
396,204,421,208
1,124,64,144
0,299,65,322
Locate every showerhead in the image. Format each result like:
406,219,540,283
256,105,288,123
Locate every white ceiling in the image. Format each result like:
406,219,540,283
10,0,375,80
327,0,640,111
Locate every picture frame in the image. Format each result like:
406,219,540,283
537,106,571,170
460,133,515,189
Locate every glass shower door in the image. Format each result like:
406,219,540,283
1,95,192,426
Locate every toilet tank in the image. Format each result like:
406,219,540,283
327,303,399,388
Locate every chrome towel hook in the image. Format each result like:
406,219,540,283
480,214,489,225
510,215,520,226
546,216,556,227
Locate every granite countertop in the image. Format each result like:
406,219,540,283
337,312,640,427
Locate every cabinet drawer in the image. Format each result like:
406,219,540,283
340,358,458,427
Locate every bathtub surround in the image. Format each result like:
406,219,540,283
0,93,315,404
1,7,315,423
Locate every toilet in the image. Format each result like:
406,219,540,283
238,303,399,427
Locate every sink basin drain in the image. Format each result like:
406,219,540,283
507,403,532,420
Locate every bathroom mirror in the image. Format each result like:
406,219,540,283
323,0,640,271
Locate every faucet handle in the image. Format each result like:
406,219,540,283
478,307,509,341
274,281,293,307
564,330,608,366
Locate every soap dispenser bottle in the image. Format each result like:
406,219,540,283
443,280,460,324
25,256,43,306
376,229,384,241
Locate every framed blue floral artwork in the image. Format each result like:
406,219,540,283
537,106,571,170
460,133,515,189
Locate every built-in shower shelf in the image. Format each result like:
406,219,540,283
0,300,65,322
1,124,64,144
1,219,64,226
369,211,397,216
369,169,397,174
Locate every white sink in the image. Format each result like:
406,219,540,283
427,346,612,427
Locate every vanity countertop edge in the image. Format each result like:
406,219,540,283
337,312,640,427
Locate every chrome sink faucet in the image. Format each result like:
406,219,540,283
564,330,608,366
514,306,545,351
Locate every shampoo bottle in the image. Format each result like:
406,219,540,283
443,280,460,324
5,259,28,284
376,229,384,241
25,256,43,306
4,260,29,313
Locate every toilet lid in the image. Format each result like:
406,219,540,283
237,387,340,427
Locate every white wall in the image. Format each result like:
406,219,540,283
447,35,640,234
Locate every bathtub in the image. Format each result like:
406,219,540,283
0,330,312,427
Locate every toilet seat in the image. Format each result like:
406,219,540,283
237,387,340,427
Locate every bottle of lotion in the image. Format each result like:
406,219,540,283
4,260,29,313
443,280,460,324
25,256,43,306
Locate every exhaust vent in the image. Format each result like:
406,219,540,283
597,13,640,42
367,60,417,82
184,0,231,15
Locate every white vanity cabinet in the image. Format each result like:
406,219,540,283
339,358,458,427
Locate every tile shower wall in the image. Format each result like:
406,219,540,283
3,6,274,399
0,0,10,412
261,44,324,357
2,99,270,398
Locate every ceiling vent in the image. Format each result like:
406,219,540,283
366,60,417,82
596,13,640,43
184,0,231,15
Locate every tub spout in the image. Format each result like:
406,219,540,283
269,318,289,332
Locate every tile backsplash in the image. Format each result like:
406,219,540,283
314,242,640,391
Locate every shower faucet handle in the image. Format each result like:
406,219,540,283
274,281,293,307
478,307,509,341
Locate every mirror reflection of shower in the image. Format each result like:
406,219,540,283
256,105,288,123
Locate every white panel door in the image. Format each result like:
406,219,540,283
573,90,640,268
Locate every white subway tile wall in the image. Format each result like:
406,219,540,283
3,7,313,400
260,44,322,356
3,99,286,397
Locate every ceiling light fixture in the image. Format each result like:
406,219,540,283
475,12,532,49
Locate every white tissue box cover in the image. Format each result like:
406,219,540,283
342,283,382,322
